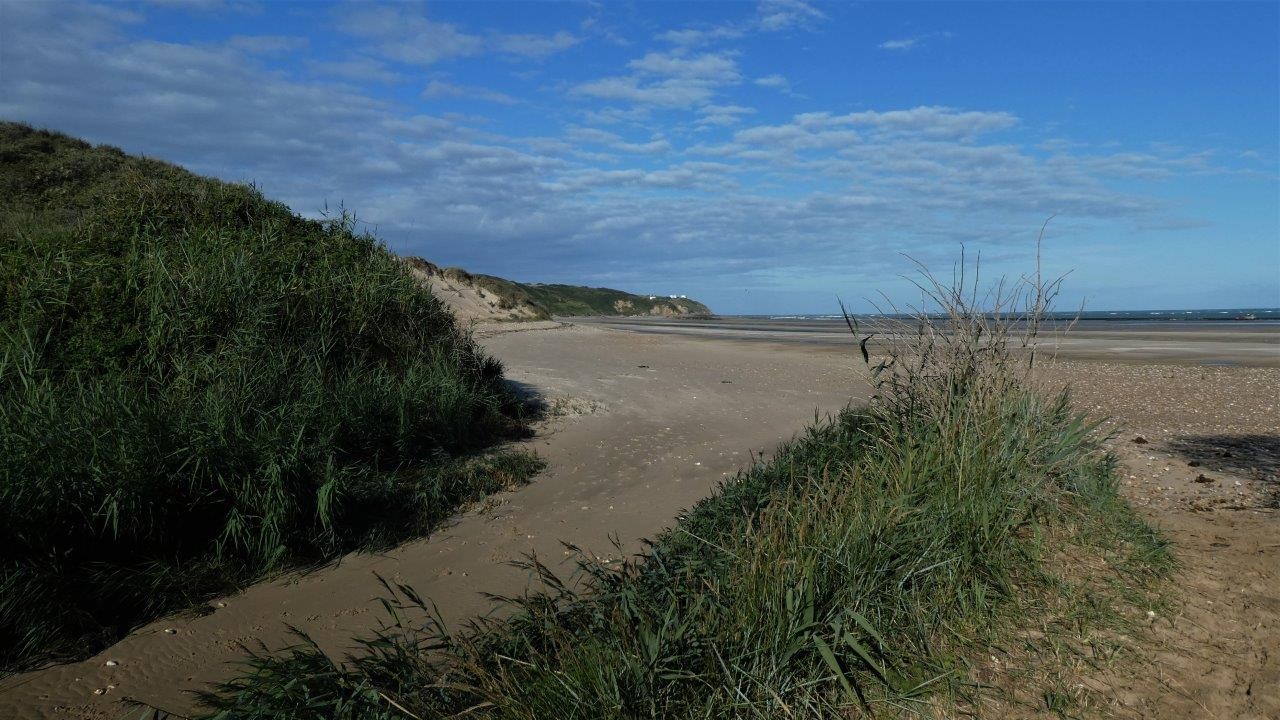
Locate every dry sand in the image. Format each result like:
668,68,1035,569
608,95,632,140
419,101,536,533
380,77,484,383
2,320,1277,719
402,259,544,323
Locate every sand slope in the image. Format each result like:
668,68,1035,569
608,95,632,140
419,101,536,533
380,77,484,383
403,258,544,323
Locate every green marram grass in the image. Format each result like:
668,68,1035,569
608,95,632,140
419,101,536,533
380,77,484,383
0,123,542,672
199,253,1172,718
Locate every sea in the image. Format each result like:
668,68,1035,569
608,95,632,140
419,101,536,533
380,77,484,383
573,308,1279,366
757,308,1280,327
757,307,1280,320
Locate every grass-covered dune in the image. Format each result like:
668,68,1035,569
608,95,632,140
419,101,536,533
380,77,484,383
419,262,713,319
0,123,541,672
204,270,1172,718
520,281,712,318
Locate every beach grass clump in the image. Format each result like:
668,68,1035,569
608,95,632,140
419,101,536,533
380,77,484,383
0,123,541,672
200,252,1170,718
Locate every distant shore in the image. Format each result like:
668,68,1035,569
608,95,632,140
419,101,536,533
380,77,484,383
569,314,1280,367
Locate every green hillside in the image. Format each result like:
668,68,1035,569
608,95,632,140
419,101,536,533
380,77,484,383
429,263,713,318
0,123,539,670
522,282,713,317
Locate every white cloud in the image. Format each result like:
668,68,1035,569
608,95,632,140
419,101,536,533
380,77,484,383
573,76,717,108
754,74,790,91
878,32,953,52
628,50,741,82
567,127,672,154
341,6,579,65
227,35,308,54
757,0,826,32
342,6,483,65
657,25,745,46
695,104,756,128
145,0,234,9
574,50,741,108
784,107,1019,139
582,105,653,125
879,38,920,51
310,56,402,84
658,0,827,48
557,162,733,191
495,30,579,59
422,80,518,105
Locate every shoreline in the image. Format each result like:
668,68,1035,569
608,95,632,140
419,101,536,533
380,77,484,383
568,315,1280,367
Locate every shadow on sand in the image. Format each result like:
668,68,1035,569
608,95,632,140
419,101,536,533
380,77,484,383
1164,433,1280,483
505,378,550,418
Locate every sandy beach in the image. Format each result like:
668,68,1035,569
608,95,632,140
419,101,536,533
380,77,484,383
2,318,1277,719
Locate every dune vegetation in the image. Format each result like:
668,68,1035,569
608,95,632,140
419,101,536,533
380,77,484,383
0,123,542,672
413,260,713,319
201,261,1171,718
496,279,712,318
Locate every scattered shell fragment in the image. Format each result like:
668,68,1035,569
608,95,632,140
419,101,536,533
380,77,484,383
104,660,118,667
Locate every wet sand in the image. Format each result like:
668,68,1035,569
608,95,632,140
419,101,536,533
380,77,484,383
575,316,1280,367
2,319,1277,718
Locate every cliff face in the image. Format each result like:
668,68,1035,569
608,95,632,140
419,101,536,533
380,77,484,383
648,301,701,316
402,258,548,323
403,256,712,321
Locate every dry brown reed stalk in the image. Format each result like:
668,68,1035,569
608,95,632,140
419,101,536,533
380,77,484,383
842,220,1080,428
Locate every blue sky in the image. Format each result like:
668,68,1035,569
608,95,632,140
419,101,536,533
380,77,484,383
2,1,1277,313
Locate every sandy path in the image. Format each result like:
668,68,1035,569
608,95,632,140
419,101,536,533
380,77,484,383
0,323,865,719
